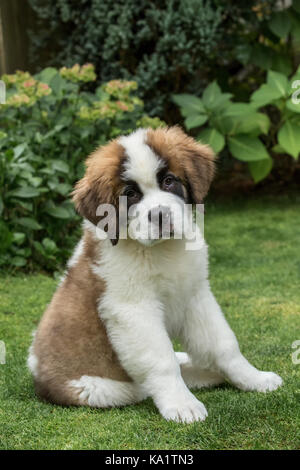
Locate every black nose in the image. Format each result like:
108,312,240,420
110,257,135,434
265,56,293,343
148,206,171,229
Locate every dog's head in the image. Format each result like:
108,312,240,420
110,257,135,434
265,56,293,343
72,126,215,246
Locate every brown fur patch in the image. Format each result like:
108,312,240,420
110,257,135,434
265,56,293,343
72,140,125,226
32,230,131,406
146,126,215,203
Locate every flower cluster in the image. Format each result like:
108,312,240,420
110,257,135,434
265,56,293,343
78,81,143,122
59,64,96,83
2,71,51,108
2,71,31,87
136,115,165,129
1,65,166,131
104,80,138,100
78,100,134,121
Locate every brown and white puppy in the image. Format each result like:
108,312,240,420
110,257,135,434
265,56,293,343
28,127,282,423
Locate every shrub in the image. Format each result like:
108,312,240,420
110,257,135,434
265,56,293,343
27,0,279,118
173,67,300,183
0,65,164,271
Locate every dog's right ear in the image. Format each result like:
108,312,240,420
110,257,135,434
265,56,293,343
72,174,113,226
72,173,119,246
72,141,124,245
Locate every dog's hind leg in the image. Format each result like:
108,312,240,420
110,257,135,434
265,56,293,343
175,352,224,390
67,376,147,408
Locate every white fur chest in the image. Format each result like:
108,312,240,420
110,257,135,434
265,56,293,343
94,236,209,334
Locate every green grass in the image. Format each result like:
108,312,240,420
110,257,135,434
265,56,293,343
0,195,300,450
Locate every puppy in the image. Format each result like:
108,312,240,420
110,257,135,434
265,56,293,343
28,126,282,423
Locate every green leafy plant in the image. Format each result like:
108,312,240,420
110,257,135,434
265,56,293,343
27,0,280,119
0,65,164,271
173,67,300,183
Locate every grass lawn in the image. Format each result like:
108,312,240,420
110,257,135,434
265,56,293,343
0,195,299,450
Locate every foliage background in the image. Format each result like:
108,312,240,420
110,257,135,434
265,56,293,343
0,66,163,271
26,0,300,185
27,0,281,118
0,0,300,273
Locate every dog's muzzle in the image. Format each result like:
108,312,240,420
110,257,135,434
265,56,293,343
148,205,173,238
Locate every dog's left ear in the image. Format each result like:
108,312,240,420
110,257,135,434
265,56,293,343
183,141,215,204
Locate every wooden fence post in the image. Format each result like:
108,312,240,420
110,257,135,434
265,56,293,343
0,0,34,75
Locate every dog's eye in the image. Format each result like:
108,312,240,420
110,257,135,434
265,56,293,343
162,174,175,188
124,187,141,201
125,189,136,198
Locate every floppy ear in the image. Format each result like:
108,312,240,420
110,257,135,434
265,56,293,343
147,126,215,204
183,142,215,204
72,175,119,246
72,175,112,224
72,143,123,245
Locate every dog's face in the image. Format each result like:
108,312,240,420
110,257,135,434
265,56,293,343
72,127,215,246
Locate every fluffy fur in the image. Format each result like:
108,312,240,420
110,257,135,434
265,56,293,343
28,126,282,423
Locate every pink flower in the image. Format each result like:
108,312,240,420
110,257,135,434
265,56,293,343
23,79,36,88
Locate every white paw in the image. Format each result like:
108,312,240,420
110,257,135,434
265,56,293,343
159,395,208,423
240,371,283,393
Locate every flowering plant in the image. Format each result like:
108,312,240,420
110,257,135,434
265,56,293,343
0,65,164,271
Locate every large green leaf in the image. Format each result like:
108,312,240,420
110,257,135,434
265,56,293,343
172,94,205,115
11,256,27,267
228,136,270,162
235,113,270,136
267,70,289,97
8,186,40,199
53,183,72,196
36,67,58,85
51,160,69,174
43,124,66,141
251,84,282,107
213,114,242,136
248,158,273,183
251,70,288,108
17,217,42,230
278,121,300,159
215,107,269,137
12,232,26,245
45,206,71,219
42,238,58,254
50,73,67,97
221,103,270,136
197,128,225,153
202,81,222,110
206,93,232,111
184,114,207,130
222,103,253,117
13,143,27,159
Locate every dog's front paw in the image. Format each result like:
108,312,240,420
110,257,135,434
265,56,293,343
159,394,208,423
239,371,283,393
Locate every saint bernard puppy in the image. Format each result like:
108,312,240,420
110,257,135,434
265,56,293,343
28,126,282,423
